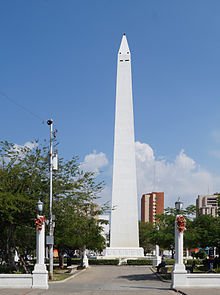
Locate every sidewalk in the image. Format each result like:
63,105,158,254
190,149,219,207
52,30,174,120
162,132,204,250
176,288,220,295
153,267,220,295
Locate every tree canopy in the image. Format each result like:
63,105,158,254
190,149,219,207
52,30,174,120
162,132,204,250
139,204,220,256
0,140,107,270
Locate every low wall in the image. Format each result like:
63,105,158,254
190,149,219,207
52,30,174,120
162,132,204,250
186,273,220,287
0,267,48,289
0,274,33,288
172,272,220,288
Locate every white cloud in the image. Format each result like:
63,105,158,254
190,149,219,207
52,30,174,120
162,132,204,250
23,141,38,150
13,141,38,152
135,141,220,207
81,142,220,210
135,141,155,162
0,141,38,166
80,150,109,175
175,149,196,171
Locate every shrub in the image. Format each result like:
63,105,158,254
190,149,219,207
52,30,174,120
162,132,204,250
0,265,14,273
0,265,22,274
186,259,202,266
127,259,152,265
70,258,81,265
88,259,119,265
164,259,175,265
196,265,207,272
192,250,207,259
215,268,220,273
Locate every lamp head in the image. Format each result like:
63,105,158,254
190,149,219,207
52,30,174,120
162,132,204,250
175,197,183,212
47,119,53,125
36,199,43,214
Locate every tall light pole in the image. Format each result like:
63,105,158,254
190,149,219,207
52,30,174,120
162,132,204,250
47,119,54,280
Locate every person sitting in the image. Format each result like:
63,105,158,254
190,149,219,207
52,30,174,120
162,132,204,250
157,259,166,273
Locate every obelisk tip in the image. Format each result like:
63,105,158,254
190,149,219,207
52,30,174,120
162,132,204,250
119,34,130,54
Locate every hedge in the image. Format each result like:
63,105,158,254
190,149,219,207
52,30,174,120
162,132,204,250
127,259,152,265
164,259,175,265
69,258,81,265
88,259,119,265
186,259,202,265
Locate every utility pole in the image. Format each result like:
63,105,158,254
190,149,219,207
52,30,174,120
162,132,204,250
47,119,54,280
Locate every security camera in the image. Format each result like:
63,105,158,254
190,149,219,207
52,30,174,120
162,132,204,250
47,119,53,125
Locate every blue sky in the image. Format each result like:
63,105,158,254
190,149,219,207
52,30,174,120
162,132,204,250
1,0,220,209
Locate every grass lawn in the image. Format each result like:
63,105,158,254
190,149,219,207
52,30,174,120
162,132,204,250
51,267,76,281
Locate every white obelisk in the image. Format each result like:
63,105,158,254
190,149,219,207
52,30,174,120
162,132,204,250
105,34,144,257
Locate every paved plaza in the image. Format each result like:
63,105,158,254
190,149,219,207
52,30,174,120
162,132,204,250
0,265,220,295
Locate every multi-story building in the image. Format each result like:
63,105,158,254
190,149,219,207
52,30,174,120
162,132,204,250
141,192,164,223
196,194,219,217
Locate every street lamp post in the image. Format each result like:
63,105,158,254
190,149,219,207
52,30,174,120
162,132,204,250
173,198,187,270
35,200,45,265
32,199,48,289
171,198,187,289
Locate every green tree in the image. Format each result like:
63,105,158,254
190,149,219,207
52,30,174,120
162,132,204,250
0,141,107,271
189,214,220,249
139,204,220,258
150,213,176,253
0,141,46,270
184,205,196,219
139,221,154,254
147,206,195,256
51,155,107,266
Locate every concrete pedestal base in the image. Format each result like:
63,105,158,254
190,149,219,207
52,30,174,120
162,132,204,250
171,272,186,289
171,263,187,289
173,263,187,273
32,264,48,289
105,247,144,257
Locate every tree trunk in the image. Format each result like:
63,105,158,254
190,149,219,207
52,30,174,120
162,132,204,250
6,225,16,269
171,248,174,259
58,249,64,269
15,247,28,274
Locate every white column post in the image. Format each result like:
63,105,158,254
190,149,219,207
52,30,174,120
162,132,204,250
36,217,45,265
171,215,187,289
153,244,161,266
173,215,187,272
32,216,48,289
82,248,89,268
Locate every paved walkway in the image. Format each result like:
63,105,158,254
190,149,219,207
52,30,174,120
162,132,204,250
0,265,174,295
0,266,220,295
